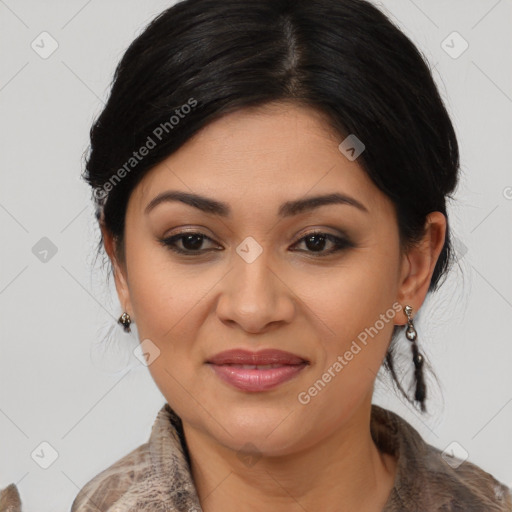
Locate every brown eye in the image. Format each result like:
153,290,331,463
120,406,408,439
291,231,354,256
159,230,354,257
160,231,219,254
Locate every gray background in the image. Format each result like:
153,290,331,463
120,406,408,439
1,0,511,510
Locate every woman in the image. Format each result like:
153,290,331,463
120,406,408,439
2,0,510,510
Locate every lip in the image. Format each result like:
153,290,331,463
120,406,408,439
206,349,308,392
207,349,308,366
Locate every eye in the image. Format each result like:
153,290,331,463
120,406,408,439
159,230,353,257
291,231,354,256
159,231,220,255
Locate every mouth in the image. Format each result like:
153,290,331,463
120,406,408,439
206,349,309,392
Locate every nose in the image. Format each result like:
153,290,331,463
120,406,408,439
215,247,296,334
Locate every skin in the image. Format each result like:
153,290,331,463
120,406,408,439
102,101,446,512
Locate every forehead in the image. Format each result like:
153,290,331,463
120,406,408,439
130,102,386,217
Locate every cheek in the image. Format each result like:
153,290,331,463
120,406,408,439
123,237,222,403
304,245,401,345
298,243,401,398
125,235,204,339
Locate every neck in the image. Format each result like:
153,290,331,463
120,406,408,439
182,397,397,512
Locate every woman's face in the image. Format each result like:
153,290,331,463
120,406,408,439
111,102,418,456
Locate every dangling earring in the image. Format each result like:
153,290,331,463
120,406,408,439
404,305,426,412
118,312,131,333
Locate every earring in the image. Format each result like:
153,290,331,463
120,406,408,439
404,305,426,412
118,312,131,333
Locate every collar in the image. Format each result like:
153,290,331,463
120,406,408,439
6,402,508,511
105,402,510,511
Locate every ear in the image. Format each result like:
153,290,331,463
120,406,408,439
101,223,132,316
395,212,446,325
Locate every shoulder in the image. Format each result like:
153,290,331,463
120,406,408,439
419,441,512,511
0,484,22,512
70,441,151,512
1,447,152,512
371,405,512,511
71,402,200,511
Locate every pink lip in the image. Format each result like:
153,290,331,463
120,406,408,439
206,349,309,392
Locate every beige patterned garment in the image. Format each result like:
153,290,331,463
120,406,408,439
2,404,511,511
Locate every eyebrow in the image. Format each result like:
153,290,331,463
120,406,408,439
144,190,369,217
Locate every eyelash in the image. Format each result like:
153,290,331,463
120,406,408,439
159,230,354,257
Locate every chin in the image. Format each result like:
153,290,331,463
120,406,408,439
222,429,302,459
206,404,307,456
